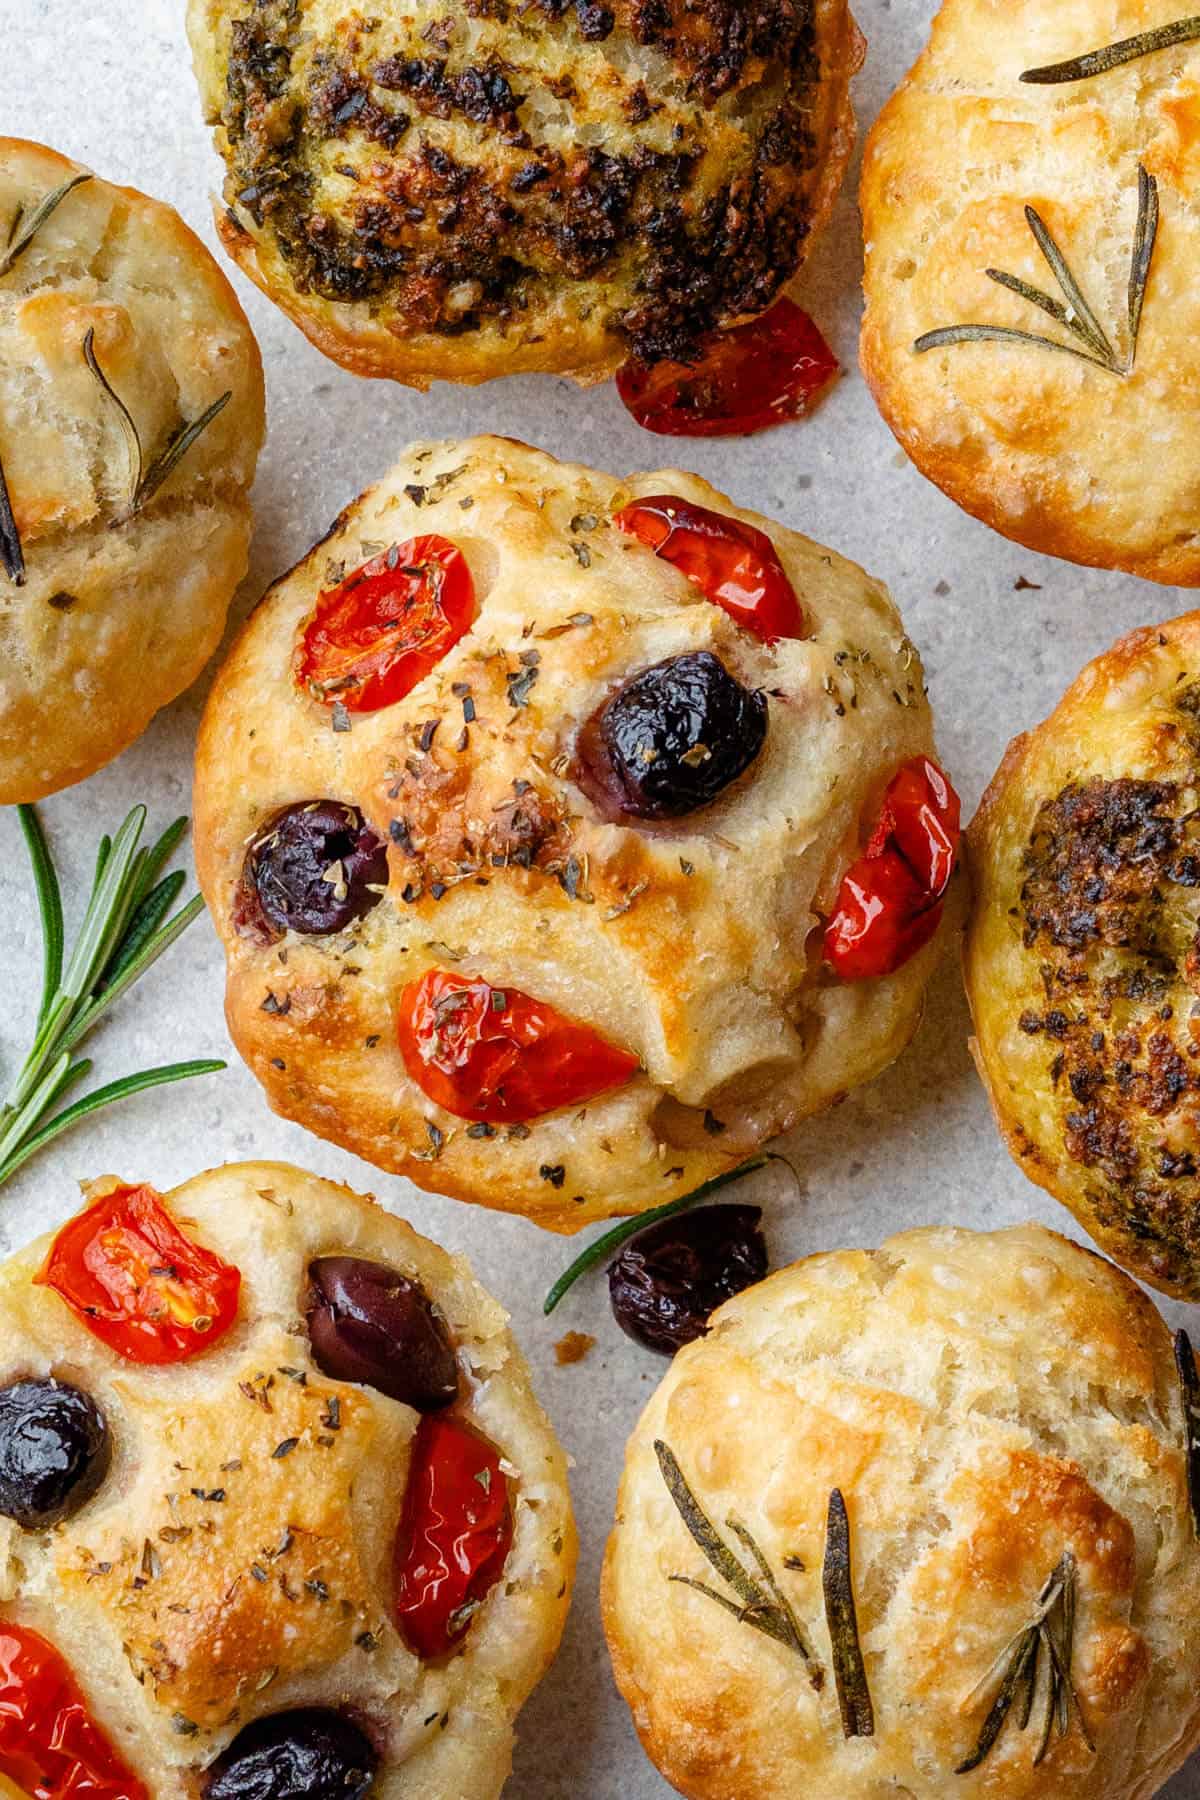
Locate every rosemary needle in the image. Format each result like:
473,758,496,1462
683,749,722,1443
1022,17,1200,84
543,1155,782,1315
0,803,224,1191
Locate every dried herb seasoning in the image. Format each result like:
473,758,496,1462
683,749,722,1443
822,1489,874,1738
915,164,1159,378
955,1550,1093,1773
0,171,92,279
1023,17,1200,84
82,328,231,523
655,1441,816,1666
1176,1328,1200,1538
0,449,24,586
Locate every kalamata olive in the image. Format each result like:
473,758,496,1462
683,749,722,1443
236,801,387,939
575,650,767,821
203,1709,377,1800
0,1378,110,1528
607,1204,768,1354
306,1257,458,1411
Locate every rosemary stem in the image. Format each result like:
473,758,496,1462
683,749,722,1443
0,1051,79,1169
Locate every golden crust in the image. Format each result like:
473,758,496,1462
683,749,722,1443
0,138,264,802
193,436,949,1231
965,608,1200,1299
603,1223,1200,1799
859,0,1200,585
186,0,862,388
0,1160,575,1798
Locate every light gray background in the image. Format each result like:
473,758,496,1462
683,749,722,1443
3,0,1197,1793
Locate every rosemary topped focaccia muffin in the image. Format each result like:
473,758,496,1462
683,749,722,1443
0,138,263,801
0,1161,574,1799
186,0,863,390
966,608,1200,1301
603,1222,1200,1799
860,0,1200,585
194,436,961,1231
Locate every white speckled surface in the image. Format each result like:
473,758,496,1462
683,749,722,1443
2,0,1198,1793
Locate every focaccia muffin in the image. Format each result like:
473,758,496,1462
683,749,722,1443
185,0,862,387
860,0,1200,585
0,1161,574,1799
966,610,1200,1300
0,138,264,801
603,1223,1200,1799
194,436,959,1231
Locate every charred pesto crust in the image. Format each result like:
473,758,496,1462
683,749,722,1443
187,0,863,385
966,615,1200,1299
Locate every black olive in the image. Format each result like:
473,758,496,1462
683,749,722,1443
237,801,387,938
0,1378,110,1528
575,650,768,821
203,1709,377,1800
607,1204,768,1354
306,1257,459,1411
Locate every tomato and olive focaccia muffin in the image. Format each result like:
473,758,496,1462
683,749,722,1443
194,436,961,1231
185,0,862,389
966,611,1200,1300
860,0,1200,584
0,138,264,801
603,1223,1200,1799
0,1161,574,1799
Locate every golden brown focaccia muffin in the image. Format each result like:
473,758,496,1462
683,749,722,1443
194,436,958,1232
965,611,1200,1300
0,1160,574,1799
0,139,264,801
603,1222,1200,1800
185,0,862,387
860,0,1200,585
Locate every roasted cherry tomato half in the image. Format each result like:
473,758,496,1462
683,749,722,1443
0,1623,148,1800
824,756,961,983
614,497,804,645
397,970,639,1125
393,1415,513,1659
37,1184,241,1366
615,298,839,438
296,535,474,713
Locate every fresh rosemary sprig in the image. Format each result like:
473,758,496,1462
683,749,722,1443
0,451,23,587
543,1155,780,1315
955,1550,1094,1773
823,1489,874,1738
0,171,92,279
914,163,1160,378
655,1440,817,1667
1175,1328,1200,1538
82,328,231,525
1023,17,1200,84
0,803,224,1190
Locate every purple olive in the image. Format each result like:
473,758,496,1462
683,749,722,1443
607,1204,768,1354
235,800,387,939
306,1257,458,1410
0,1378,110,1528
203,1708,377,1800
576,651,767,822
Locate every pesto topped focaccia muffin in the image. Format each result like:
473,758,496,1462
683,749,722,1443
186,0,863,388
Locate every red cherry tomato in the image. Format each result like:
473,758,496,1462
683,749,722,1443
394,1416,513,1659
296,535,475,713
614,497,805,645
824,757,962,983
37,1184,241,1366
0,1623,147,1800
615,298,839,438
397,970,640,1124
